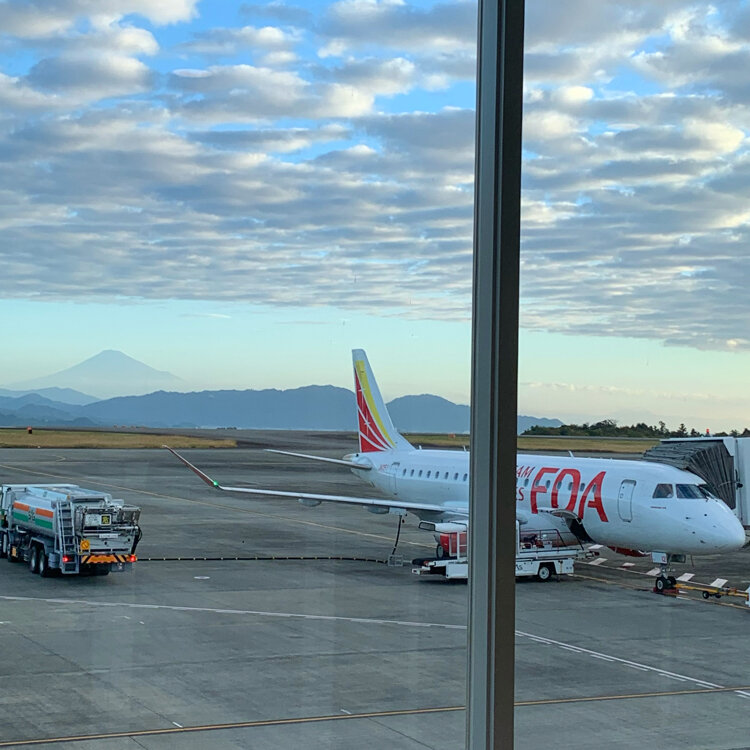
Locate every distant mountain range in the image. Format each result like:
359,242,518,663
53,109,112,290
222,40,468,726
5,350,183,399
0,387,97,405
0,351,562,434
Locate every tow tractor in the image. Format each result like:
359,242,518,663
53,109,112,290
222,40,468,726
412,522,592,581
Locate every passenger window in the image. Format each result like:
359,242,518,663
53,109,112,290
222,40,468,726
454,473,458,480
568,482,573,491
463,473,468,482
653,483,673,499
402,468,406,476
444,472,449,479
524,478,529,487
426,471,431,478
410,469,414,477
418,470,422,477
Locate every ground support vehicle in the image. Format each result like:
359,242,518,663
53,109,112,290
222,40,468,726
0,484,141,576
412,523,592,581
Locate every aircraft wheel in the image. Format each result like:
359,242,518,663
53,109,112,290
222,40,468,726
29,546,40,575
537,564,552,582
668,576,677,588
655,576,669,593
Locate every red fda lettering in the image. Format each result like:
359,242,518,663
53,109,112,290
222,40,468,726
552,468,581,510
577,470,608,522
530,467,557,514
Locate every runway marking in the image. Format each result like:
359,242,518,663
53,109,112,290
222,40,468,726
515,683,750,707
646,567,662,576
0,595,467,631
677,573,695,582
587,558,605,566
0,706,465,748
574,570,750,611
5,685,750,747
0,460,432,549
4,593,741,700
710,578,728,589
515,630,750,699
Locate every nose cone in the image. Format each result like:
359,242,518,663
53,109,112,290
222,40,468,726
704,510,746,552
719,516,748,551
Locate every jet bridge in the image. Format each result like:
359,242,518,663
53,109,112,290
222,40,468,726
643,437,750,528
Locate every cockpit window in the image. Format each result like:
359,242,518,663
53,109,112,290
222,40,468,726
653,483,673,498
676,484,704,499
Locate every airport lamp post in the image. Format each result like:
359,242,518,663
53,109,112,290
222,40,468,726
468,1,524,749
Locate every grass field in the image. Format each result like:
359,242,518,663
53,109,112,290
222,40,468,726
0,428,659,454
405,433,658,454
517,436,659,454
0,429,236,450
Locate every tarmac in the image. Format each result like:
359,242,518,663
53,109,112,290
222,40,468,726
0,441,748,750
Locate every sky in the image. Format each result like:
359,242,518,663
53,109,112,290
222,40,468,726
2,0,750,430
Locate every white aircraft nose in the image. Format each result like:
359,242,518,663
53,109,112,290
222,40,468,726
710,514,747,551
726,518,748,550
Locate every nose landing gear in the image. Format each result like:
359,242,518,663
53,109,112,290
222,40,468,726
651,552,686,594
654,574,678,593
651,552,685,594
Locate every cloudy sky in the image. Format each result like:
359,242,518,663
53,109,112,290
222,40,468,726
2,0,750,430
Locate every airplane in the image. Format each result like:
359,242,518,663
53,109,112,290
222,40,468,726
167,349,747,590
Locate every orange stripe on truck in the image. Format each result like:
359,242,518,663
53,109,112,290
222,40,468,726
36,508,54,518
13,502,29,511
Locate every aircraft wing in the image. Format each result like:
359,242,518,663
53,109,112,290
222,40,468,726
166,447,456,515
265,449,371,470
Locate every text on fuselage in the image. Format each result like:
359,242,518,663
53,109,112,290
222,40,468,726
516,465,608,522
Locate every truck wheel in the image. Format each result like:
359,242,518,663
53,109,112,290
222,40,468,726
0,533,7,559
537,564,552,582
94,566,110,577
38,551,51,578
29,546,40,574
6,535,19,562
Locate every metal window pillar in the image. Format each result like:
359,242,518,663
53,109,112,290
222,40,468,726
467,1,525,749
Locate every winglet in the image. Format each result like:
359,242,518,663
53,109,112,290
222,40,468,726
352,349,412,453
164,446,222,490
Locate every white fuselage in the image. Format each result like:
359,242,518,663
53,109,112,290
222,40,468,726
347,449,746,556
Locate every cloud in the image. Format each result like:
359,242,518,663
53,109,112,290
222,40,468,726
319,0,476,55
240,2,312,26
2,0,750,355
0,0,198,38
178,24,299,58
27,54,153,98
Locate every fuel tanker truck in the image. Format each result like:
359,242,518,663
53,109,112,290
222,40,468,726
0,484,141,577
